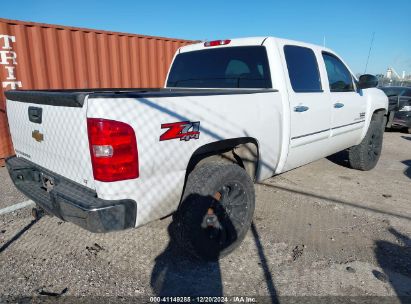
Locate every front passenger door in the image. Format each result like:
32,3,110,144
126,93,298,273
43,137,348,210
322,52,366,145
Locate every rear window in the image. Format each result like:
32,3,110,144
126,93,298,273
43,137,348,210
166,46,272,88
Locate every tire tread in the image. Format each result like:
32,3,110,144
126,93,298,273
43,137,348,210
348,112,384,171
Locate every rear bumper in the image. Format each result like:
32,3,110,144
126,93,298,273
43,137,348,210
5,156,137,233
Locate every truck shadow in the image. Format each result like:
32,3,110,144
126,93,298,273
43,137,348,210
374,228,411,302
150,219,223,296
150,194,278,302
0,215,42,254
326,150,350,168
259,182,411,222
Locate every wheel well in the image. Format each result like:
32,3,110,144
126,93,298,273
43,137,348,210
372,109,388,127
166,138,260,216
186,138,259,181
372,108,387,120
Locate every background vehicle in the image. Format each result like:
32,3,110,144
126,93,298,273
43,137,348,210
380,86,411,133
5,37,388,260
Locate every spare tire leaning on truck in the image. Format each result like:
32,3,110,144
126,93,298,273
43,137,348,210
173,163,255,261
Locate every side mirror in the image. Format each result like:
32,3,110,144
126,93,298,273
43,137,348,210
358,74,378,89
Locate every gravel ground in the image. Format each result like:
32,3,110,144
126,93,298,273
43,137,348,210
0,131,410,303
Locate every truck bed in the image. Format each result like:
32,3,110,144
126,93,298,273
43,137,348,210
5,88,276,107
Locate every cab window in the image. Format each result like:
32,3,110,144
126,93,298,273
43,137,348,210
322,53,355,92
167,46,272,88
284,45,322,93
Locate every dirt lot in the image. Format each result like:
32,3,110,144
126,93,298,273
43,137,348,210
1,131,410,303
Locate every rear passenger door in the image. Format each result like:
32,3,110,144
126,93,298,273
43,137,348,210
281,44,332,170
284,45,331,144
322,52,366,144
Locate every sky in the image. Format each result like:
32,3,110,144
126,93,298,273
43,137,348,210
1,0,410,75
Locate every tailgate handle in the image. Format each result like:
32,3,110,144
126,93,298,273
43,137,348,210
28,106,43,124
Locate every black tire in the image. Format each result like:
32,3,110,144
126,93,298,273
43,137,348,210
173,162,255,261
348,112,384,171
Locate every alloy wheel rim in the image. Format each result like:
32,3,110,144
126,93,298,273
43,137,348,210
367,132,381,161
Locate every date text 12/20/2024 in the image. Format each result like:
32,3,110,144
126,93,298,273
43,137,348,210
149,296,257,303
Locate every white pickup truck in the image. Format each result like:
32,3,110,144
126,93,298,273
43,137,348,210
5,37,388,260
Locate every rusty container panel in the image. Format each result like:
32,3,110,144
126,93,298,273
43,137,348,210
0,18,195,164
0,111,12,166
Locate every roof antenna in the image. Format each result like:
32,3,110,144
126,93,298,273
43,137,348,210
364,32,375,74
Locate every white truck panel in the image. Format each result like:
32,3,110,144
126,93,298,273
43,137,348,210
87,92,283,226
359,88,390,142
6,100,96,189
262,38,292,174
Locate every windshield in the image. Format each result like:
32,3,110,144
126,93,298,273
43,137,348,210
167,46,272,89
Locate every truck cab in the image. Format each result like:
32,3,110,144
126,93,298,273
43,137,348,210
166,37,387,172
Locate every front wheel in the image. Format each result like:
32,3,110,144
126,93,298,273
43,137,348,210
173,163,255,261
348,112,384,171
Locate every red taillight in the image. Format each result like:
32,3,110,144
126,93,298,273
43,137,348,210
87,118,139,182
204,39,231,47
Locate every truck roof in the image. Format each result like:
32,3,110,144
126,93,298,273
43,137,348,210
179,36,333,54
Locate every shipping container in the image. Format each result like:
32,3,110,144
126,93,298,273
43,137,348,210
0,18,195,165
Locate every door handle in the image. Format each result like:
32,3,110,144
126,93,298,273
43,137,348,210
334,102,344,108
294,105,309,112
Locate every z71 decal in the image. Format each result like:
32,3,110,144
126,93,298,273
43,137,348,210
160,121,200,141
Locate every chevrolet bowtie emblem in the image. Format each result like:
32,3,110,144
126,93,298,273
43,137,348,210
32,130,44,142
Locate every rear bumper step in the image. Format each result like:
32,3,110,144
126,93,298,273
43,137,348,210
5,156,137,233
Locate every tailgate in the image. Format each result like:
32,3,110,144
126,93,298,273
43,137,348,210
5,91,95,190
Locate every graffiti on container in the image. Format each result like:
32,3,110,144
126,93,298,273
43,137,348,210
0,35,22,90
